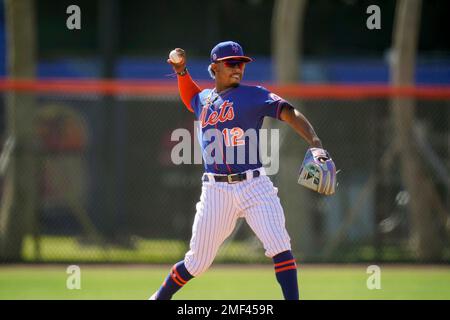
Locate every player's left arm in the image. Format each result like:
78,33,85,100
277,100,337,195
279,104,323,148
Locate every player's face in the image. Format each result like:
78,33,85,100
213,60,246,89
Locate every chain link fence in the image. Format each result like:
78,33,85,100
0,82,449,263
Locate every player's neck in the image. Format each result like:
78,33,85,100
215,83,239,94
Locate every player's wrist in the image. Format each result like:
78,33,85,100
176,66,188,76
310,137,322,148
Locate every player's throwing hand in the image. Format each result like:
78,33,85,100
167,48,186,73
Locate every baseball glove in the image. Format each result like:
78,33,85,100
298,147,337,195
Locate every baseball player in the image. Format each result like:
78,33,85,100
150,41,331,300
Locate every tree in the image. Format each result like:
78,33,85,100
0,0,38,261
390,0,444,260
271,0,320,258
272,0,307,84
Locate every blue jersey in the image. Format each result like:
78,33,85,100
190,84,285,174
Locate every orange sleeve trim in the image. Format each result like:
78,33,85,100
178,72,201,113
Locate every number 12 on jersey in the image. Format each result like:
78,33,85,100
222,127,245,147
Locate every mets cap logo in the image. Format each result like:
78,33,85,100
269,92,282,101
231,43,240,53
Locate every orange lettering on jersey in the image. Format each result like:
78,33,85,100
208,111,220,125
201,100,235,128
218,101,234,122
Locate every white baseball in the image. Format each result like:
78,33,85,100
169,50,182,64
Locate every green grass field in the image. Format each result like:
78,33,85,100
1,264,449,300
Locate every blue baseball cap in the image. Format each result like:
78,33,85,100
210,41,253,63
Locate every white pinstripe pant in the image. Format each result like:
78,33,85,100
184,168,292,277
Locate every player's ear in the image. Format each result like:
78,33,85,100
208,64,216,79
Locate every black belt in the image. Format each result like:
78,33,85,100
203,169,261,183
